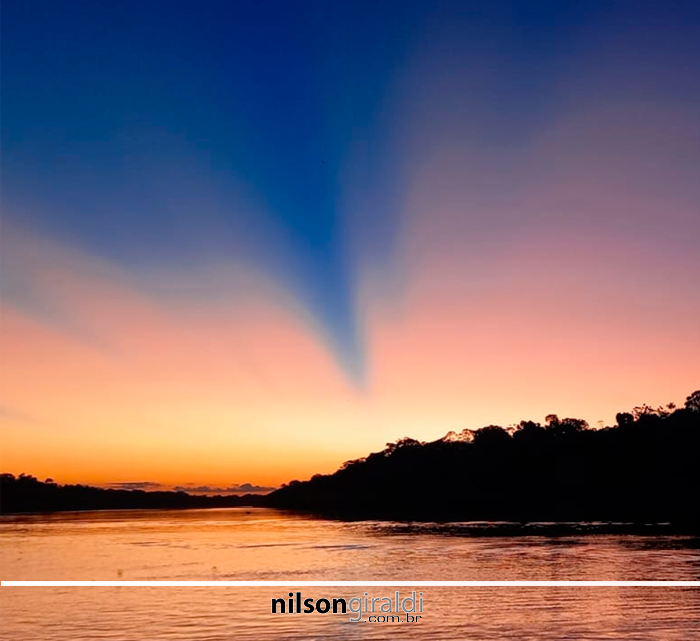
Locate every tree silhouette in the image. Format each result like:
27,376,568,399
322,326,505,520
616,412,634,428
685,390,700,412
267,390,700,527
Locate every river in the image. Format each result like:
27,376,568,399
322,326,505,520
1,508,699,639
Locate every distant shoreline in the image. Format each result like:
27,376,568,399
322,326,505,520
0,504,266,517
0,474,267,515
2,502,698,538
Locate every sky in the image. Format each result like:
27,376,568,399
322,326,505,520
1,1,699,490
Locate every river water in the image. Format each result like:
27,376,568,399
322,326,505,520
1,508,699,639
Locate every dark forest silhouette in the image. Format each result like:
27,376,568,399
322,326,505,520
2,391,699,527
267,390,700,527
0,475,266,513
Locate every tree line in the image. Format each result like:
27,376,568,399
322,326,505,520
0,474,266,513
266,391,700,526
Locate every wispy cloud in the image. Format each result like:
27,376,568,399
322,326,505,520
104,481,164,491
173,483,276,494
75,481,276,494
0,405,45,426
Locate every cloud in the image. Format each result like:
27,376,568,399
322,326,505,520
0,405,44,425
97,481,276,493
235,483,277,493
105,481,164,491
173,483,276,494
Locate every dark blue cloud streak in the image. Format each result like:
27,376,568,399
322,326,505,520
2,1,699,381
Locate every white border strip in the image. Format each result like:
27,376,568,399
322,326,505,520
3,581,700,587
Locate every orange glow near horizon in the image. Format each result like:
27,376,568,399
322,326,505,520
1,219,698,489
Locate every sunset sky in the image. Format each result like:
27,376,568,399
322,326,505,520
1,1,699,490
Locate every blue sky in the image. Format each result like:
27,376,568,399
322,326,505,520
3,0,700,382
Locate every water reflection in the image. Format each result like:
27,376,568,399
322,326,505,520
2,509,700,638
1,587,699,640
